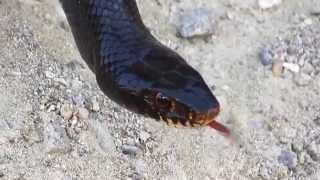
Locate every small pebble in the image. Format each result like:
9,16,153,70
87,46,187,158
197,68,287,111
258,0,282,10
278,150,298,169
72,95,85,107
122,145,140,156
226,11,235,20
306,142,320,161
283,62,300,73
298,56,305,66
22,126,42,144
298,152,306,164
44,13,53,22
88,120,116,152
60,104,73,120
302,62,314,74
292,140,304,153
135,160,147,175
294,73,312,86
77,107,89,120
272,61,283,76
260,47,273,66
44,121,71,154
301,18,313,27
287,47,299,55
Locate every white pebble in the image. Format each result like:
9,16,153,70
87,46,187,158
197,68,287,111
304,18,313,25
258,0,282,9
60,104,73,120
77,107,89,120
283,62,300,73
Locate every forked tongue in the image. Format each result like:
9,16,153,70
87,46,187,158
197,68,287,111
208,120,231,138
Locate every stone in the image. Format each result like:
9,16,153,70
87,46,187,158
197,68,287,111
306,141,320,161
258,0,282,10
122,145,140,156
272,61,283,76
134,160,147,176
42,113,71,154
302,62,314,74
173,8,216,38
292,140,304,153
294,73,312,86
72,95,85,106
282,62,300,73
260,47,273,66
77,107,89,120
88,120,116,153
21,126,42,144
277,150,298,169
60,103,73,120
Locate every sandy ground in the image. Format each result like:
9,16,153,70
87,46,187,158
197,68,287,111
0,0,320,179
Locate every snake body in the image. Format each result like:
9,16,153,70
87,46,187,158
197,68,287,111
59,0,229,135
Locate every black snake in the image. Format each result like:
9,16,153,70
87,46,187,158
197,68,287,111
59,0,230,136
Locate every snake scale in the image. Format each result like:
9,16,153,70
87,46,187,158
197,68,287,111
59,0,230,136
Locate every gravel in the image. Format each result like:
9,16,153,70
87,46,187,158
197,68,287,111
1,0,320,179
260,20,320,82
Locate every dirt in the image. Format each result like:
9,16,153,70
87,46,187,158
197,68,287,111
0,0,320,179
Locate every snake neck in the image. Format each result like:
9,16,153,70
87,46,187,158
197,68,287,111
60,0,152,73
60,0,144,24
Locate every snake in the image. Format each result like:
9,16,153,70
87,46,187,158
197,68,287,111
59,0,230,136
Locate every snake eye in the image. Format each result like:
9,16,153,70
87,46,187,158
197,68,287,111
156,93,170,107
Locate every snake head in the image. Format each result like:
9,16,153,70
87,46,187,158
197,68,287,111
136,45,230,135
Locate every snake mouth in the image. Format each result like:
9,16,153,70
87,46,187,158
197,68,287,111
156,106,230,137
204,107,230,136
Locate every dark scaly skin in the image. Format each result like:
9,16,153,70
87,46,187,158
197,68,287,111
59,0,230,135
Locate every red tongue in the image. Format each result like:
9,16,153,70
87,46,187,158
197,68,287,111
208,120,231,137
